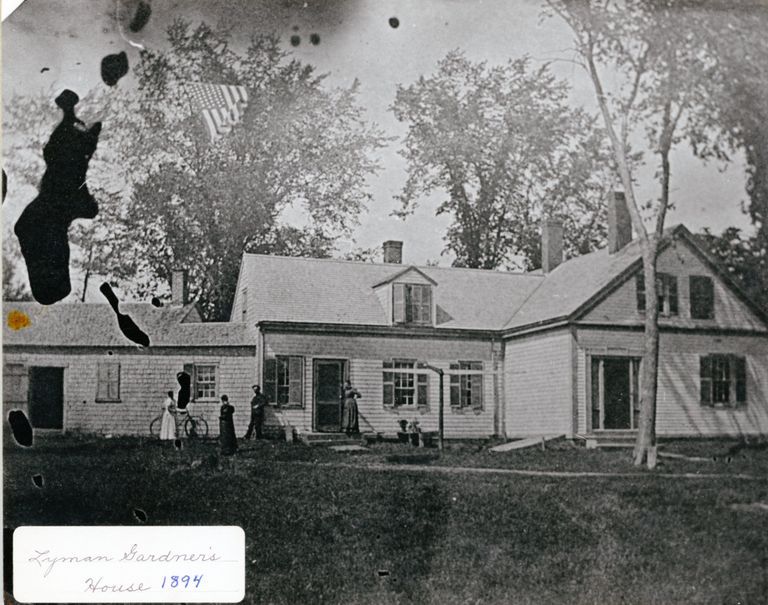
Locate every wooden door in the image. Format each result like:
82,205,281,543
314,360,345,432
602,358,631,430
28,367,64,429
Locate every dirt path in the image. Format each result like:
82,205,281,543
284,460,763,481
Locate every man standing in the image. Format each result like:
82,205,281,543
244,384,268,439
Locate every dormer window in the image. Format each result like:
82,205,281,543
393,283,432,325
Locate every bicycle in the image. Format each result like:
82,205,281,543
149,407,209,439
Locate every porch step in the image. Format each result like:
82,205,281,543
578,431,638,449
298,432,365,447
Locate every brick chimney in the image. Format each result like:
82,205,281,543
171,268,188,306
608,191,632,254
541,219,564,273
383,240,403,264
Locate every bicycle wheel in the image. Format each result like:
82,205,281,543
149,415,162,438
184,416,209,439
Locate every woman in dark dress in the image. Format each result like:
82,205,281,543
341,380,362,435
219,394,238,455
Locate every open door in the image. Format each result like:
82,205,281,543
314,359,345,432
28,367,64,430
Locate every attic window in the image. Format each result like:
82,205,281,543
690,276,714,320
636,272,678,317
393,283,432,325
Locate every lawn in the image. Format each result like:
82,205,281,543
4,434,768,604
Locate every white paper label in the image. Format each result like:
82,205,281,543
13,526,245,603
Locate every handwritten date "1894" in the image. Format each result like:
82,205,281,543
162,574,203,589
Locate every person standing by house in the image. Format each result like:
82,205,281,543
340,380,361,436
159,391,177,441
219,394,238,455
244,384,268,439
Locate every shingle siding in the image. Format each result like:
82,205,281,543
503,329,574,438
3,348,257,437
262,331,498,437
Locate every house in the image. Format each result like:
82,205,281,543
4,194,768,442
3,272,256,437
232,193,768,443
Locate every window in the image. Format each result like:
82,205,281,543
690,276,714,320
700,354,746,407
449,362,484,410
3,363,27,403
636,272,678,316
383,360,428,407
183,364,218,401
264,356,303,407
96,362,121,402
393,284,432,325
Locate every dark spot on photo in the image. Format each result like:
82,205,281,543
40,67,50,73
377,570,390,577
101,51,129,87
174,439,182,450
176,371,191,409
8,410,33,447
290,35,301,47
132,507,148,523
310,33,320,45
389,17,400,28
108,350,113,355
32,474,44,488
99,282,151,347
292,24,299,31
14,89,101,304
129,1,152,32
151,296,163,307
2,169,6,203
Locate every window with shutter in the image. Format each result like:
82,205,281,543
700,354,747,407
382,360,427,407
392,283,433,325
637,273,678,316
690,276,714,319
265,356,304,407
96,362,121,402
449,361,484,409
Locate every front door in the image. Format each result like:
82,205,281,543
591,357,640,431
28,367,64,430
314,360,345,432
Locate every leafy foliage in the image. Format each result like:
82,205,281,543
392,51,614,270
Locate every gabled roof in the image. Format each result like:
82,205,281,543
372,265,438,288
241,254,542,330
3,302,255,347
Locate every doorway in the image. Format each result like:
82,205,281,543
28,367,64,430
590,357,640,431
313,359,346,432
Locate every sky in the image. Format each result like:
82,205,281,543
2,0,753,279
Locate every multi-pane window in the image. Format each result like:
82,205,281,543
182,364,218,401
700,354,746,407
264,356,303,406
393,284,432,325
383,360,428,407
96,362,121,402
636,272,678,316
690,275,715,320
449,362,484,410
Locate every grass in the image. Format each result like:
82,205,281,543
4,433,768,604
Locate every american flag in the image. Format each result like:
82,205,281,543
186,83,249,141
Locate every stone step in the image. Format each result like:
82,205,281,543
298,432,365,447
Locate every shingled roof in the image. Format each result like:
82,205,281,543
239,254,543,330
3,302,255,347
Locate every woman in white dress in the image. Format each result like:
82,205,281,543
159,390,177,440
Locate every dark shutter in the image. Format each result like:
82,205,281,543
470,373,483,410
264,358,277,404
449,373,460,408
183,363,196,402
700,356,712,404
417,373,428,406
635,273,646,312
591,358,601,430
690,276,714,320
734,356,747,404
667,275,678,316
393,284,405,323
108,364,120,400
422,286,433,324
288,356,303,406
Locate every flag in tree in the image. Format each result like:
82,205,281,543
186,83,249,141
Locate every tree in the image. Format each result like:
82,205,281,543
392,51,614,270
547,0,744,467
121,21,387,319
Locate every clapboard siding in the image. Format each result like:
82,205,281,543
503,329,573,438
576,328,768,437
262,331,498,437
3,349,257,436
585,241,766,331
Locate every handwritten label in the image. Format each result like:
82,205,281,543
13,526,245,603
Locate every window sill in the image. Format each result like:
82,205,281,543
94,399,122,404
275,404,304,410
450,406,483,414
702,403,747,410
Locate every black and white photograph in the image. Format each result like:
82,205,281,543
3,0,768,602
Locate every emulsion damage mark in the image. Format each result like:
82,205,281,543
101,51,129,86
7,309,31,330
129,1,152,32
99,282,151,347
8,410,33,447
14,90,101,305
176,371,191,410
